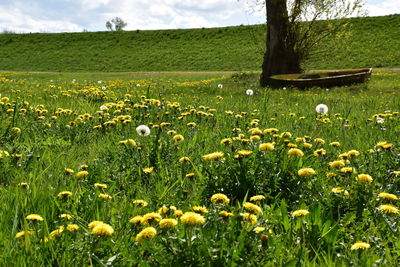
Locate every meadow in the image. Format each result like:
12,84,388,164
0,69,399,265
0,14,399,72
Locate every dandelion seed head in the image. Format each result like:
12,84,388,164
136,125,151,136
246,89,254,96
315,104,328,114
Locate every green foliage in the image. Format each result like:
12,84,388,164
0,15,399,72
0,69,399,265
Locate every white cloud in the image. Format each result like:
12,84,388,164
0,0,398,33
0,5,82,33
366,0,400,16
99,0,250,30
79,0,111,10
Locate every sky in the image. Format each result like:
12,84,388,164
0,0,399,33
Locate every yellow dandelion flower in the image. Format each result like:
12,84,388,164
180,212,206,226
16,230,35,238
378,204,399,214
64,168,74,175
329,160,346,168
287,143,297,148
179,157,190,163
17,182,29,188
167,130,177,136
263,128,279,135
94,183,108,189
376,141,389,148
159,218,178,229
331,187,345,194
381,143,393,149
314,138,325,144
350,241,371,250
259,143,274,151
249,128,263,135
98,193,112,200
303,142,313,149
202,152,224,161
253,227,266,233
347,150,360,157
281,132,292,138
357,174,373,183
135,227,157,243
241,213,258,225
329,141,341,147
235,150,253,158
174,209,183,216
158,205,169,215
80,164,89,170
26,214,44,222
185,173,196,179
129,216,143,224
127,139,137,147
210,193,230,205
220,138,233,145
49,226,64,240
0,150,10,158
143,167,155,174
219,210,234,218
60,214,73,220
141,212,162,225
243,202,262,214
76,171,88,178
132,199,148,207
11,127,21,134
88,221,104,229
92,223,114,236
288,148,304,157
173,134,184,142
313,148,326,157
57,191,73,198
250,195,265,202
326,172,337,178
192,206,208,214
340,167,355,174
66,224,80,232
250,135,261,142
378,192,398,201
298,168,316,177
292,209,310,217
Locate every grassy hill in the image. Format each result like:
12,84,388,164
0,15,399,72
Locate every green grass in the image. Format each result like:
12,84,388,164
0,70,400,265
0,15,399,72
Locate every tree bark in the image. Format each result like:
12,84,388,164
260,0,302,87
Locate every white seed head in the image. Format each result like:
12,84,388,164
376,118,384,124
136,125,151,136
246,89,254,96
218,84,223,88
315,104,328,114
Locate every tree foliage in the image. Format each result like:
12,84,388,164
106,17,128,31
253,0,366,86
284,0,365,64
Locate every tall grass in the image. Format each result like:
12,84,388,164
0,70,399,265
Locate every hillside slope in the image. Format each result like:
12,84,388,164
0,15,399,72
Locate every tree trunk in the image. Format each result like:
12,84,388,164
260,0,302,87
